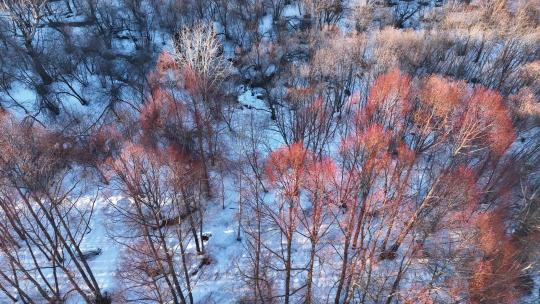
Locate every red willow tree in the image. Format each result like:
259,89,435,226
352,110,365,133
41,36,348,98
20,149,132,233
103,70,212,303
139,72,209,255
95,31,228,301
467,209,524,304
300,156,336,303
148,33,232,198
265,142,337,304
333,122,414,304
263,69,522,303
265,142,309,304
333,69,520,303
105,143,199,304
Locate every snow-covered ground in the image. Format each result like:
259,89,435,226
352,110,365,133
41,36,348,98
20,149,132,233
76,190,247,303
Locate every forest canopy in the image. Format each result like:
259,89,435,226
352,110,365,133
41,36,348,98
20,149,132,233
0,0,539,303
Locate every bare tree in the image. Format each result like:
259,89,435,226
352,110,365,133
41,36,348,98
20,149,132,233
106,144,195,304
0,115,108,303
